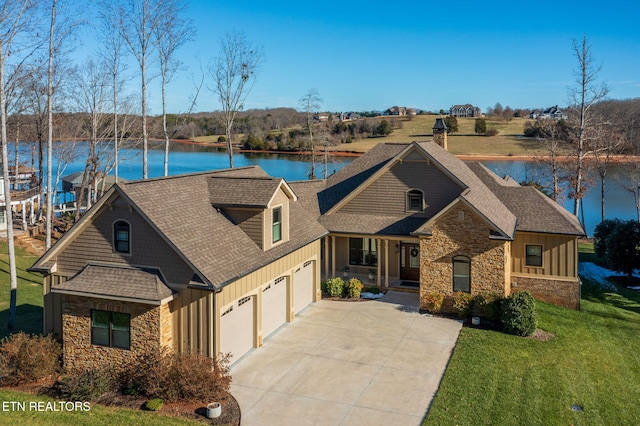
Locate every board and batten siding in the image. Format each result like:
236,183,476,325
172,288,215,357
225,208,264,248
511,231,578,278
55,198,194,284
340,161,461,217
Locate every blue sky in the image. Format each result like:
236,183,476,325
76,1,640,114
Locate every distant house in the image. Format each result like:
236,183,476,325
530,105,567,120
314,112,330,122
450,104,482,118
384,106,416,116
0,166,40,233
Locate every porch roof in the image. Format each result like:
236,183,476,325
52,264,175,305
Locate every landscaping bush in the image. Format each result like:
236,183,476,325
0,332,62,386
127,350,232,402
485,128,500,136
453,291,474,318
500,291,538,336
345,278,364,298
54,367,115,401
475,291,504,321
422,291,445,314
364,287,380,294
217,135,226,142
143,398,163,411
325,277,345,297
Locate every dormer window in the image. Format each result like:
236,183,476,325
114,221,130,254
406,189,424,212
272,207,282,243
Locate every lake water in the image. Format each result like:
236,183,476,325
12,141,639,236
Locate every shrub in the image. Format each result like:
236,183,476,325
501,291,538,336
422,291,445,314
54,367,115,401
345,278,364,298
594,218,622,259
485,128,500,136
453,292,474,318
364,287,380,294
475,291,504,321
144,398,163,411
128,350,232,402
217,135,226,142
0,332,62,386
325,277,345,297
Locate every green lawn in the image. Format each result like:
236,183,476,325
424,277,640,425
0,241,44,339
0,390,198,425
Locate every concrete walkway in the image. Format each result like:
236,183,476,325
230,291,462,426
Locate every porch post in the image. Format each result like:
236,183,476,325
376,238,381,286
384,239,389,287
21,201,27,230
324,236,329,279
331,235,336,278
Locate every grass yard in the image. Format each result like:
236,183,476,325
424,271,640,424
0,389,198,425
0,241,44,339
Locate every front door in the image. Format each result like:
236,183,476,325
400,243,420,281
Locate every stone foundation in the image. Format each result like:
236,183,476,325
511,275,580,310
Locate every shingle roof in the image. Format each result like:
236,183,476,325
208,177,285,208
119,166,327,288
466,162,584,235
306,142,517,238
52,264,175,304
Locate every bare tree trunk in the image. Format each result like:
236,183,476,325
45,0,57,250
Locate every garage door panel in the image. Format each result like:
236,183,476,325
294,261,314,314
262,277,287,338
220,296,253,364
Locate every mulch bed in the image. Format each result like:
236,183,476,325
3,379,241,425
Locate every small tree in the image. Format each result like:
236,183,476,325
604,220,640,279
593,218,622,259
474,118,486,135
501,291,537,337
443,116,458,134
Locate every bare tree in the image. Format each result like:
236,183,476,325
534,119,569,202
153,0,193,176
115,0,164,179
0,0,38,330
209,30,263,168
616,162,640,222
72,59,110,220
566,35,609,217
299,88,322,179
97,0,128,184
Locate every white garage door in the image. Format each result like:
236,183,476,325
262,277,287,339
220,295,254,364
294,260,314,314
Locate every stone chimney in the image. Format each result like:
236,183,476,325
432,117,448,150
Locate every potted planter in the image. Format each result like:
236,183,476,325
368,268,375,281
206,402,222,419
342,266,350,278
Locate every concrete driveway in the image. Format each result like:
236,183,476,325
230,291,462,426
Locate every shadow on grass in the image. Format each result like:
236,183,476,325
581,279,640,323
0,304,43,339
0,260,42,285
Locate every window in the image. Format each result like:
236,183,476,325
525,244,543,267
272,207,282,243
349,238,377,266
91,310,130,350
406,189,424,212
453,255,471,293
114,221,130,253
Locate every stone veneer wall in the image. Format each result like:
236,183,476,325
62,295,172,371
511,275,580,310
419,203,508,310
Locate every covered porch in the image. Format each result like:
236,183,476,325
320,234,422,291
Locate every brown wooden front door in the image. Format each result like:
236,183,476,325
400,243,420,281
